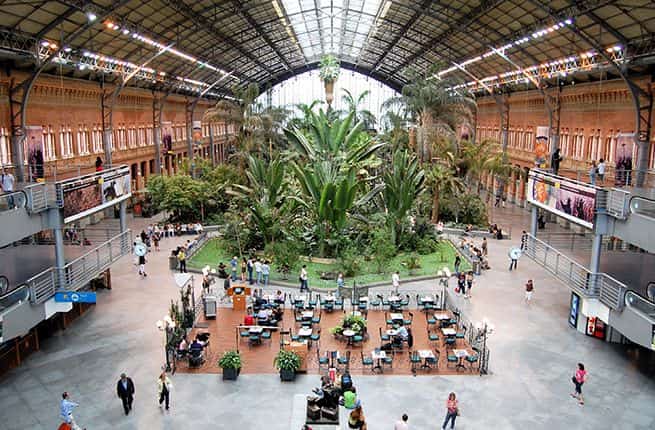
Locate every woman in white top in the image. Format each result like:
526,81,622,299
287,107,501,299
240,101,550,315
597,158,606,185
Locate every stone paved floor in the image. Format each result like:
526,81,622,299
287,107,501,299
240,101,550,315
0,208,654,430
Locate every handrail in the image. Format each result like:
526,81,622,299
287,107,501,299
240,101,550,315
629,196,655,219
0,284,29,312
0,190,27,211
26,230,132,304
624,290,655,321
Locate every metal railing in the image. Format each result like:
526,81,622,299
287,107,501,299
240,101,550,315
0,284,29,312
624,291,655,320
524,234,595,297
596,273,628,310
0,190,26,212
26,230,132,304
23,182,58,212
629,196,655,219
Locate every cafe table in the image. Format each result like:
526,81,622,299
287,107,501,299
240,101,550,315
434,312,451,320
390,312,404,322
371,350,387,373
441,327,457,336
298,327,313,337
453,349,469,371
418,349,435,369
342,329,356,345
301,311,314,319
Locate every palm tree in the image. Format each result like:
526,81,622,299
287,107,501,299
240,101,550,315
426,162,464,223
229,156,290,244
382,150,425,245
383,64,476,162
288,100,325,131
341,89,376,130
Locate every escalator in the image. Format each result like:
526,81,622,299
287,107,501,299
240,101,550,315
606,194,655,254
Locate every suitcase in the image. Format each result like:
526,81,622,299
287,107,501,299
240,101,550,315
58,424,72,430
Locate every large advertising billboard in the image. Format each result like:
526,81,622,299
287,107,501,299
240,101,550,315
192,120,202,144
527,170,596,229
62,168,131,224
534,126,549,167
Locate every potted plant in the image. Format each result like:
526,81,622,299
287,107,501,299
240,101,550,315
218,350,242,381
274,349,301,381
319,55,340,106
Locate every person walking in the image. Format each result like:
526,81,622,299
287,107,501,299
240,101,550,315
442,392,458,430
138,254,147,278
508,252,518,271
571,363,587,405
551,148,563,175
457,272,466,296
240,257,247,282
230,256,238,281
589,161,597,186
157,372,172,411
394,413,409,430
391,271,400,294
177,249,187,273
481,237,488,256
336,272,345,290
1,169,16,209
261,260,270,288
60,392,84,430
247,257,254,285
520,230,528,251
116,373,135,415
525,279,534,303
465,271,474,299
299,265,308,291
597,158,606,185
254,258,262,286
454,255,461,274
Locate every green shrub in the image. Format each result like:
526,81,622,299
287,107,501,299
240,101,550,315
264,241,300,275
338,246,362,277
416,236,439,255
274,350,301,371
402,252,421,270
218,350,242,369
368,227,396,273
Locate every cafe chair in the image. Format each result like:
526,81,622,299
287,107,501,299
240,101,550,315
467,347,480,372
261,329,272,343
295,311,303,323
446,353,458,369
312,311,322,324
240,329,250,341
337,351,350,371
452,310,461,324
400,295,410,307
317,348,329,371
358,301,367,312
249,333,261,346
385,312,394,326
444,337,456,350
379,327,390,342
369,296,380,309
309,295,318,307
335,297,344,309
403,312,414,326
428,328,439,343
410,350,421,373
361,351,374,371
426,350,440,371
381,296,390,307
382,354,393,369
426,313,437,326
291,329,300,342
456,326,467,341
324,301,334,312
311,329,321,343
352,333,363,347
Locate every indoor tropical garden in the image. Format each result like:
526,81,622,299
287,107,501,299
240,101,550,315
147,59,517,287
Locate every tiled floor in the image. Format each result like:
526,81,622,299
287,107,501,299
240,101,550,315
0,207,654,430
179,308,475,376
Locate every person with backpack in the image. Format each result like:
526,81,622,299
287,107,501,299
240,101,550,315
342,385,360,409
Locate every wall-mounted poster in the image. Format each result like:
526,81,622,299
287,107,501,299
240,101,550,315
192,120,202,144
162,121,173,154
569,292,580,328
534,126,549,168
527,170,596,229
25,126,45,181
615,133,634,186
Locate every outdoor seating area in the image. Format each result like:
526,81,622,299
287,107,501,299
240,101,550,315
178,291,480,376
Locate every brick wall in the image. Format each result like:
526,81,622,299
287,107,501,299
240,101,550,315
0,71,234,184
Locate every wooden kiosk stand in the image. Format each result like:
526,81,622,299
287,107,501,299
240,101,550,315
227,284,251,311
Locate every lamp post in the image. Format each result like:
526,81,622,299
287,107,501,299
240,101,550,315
475,317,494,375
156,315,176,372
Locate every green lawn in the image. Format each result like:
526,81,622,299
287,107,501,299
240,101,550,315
188,238,469,288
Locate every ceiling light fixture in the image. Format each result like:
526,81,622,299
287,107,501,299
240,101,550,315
87,12,97,22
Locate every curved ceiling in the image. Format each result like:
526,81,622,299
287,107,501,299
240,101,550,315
0,1,653,98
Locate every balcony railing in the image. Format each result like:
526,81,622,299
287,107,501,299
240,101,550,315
0,190,26,212
0,284,29,313
26,230,132,304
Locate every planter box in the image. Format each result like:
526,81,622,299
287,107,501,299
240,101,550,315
279,369,296,381
222,367,239,381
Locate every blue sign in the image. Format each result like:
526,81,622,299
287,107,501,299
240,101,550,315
54,291,97,303
569,292,580,328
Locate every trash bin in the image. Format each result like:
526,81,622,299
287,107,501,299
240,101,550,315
204,295,217,319
472,260,481,276
169,255,178,270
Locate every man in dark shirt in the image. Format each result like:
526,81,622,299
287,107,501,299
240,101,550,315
116,373,135,415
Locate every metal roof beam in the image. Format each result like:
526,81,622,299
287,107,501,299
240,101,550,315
370,0,432,71
388,0,505,75
231,0,291,71
158,0,276,77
